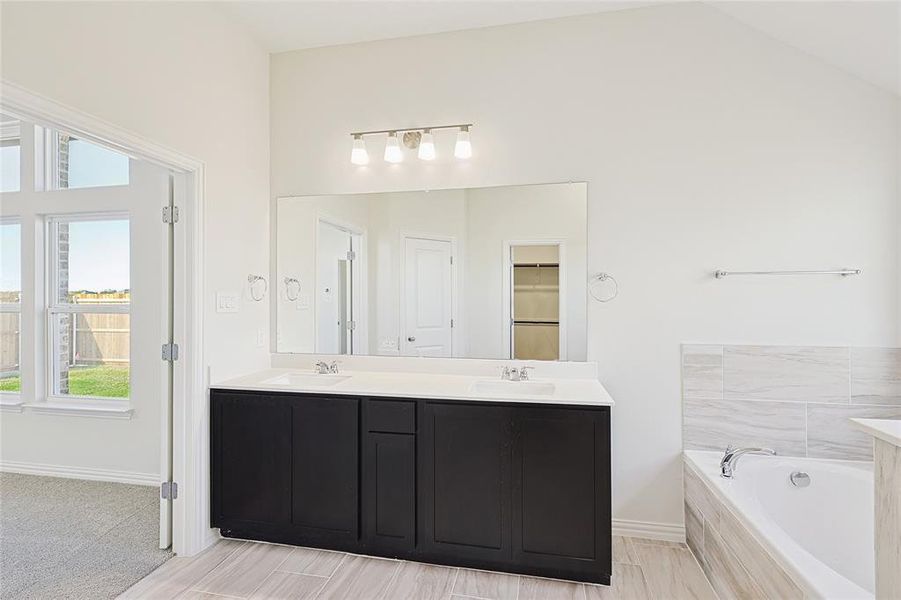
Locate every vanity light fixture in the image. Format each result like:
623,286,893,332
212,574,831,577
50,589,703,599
349,123,473,165
418,129,436,161
350,134,369,165
384,131,403,163
454,125,472,159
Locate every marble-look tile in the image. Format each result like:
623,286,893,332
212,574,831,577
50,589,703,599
875,439,901,600
277,547,344,577
852,348,901,405
382,562,456,599
175,591,238,600
120,540,245,599
628,537,685,548
684,397,806,456
683,345,723,399
684,463,720,529
717,509,803,599
612,536,640,565
632,543,716,600
723,345,849,402
684,501,704,559
701,523,765,600
192,542,293,597
249,571,326,600
453,568,518,599
584,564,651,600
807,404,901,460
518,576,587,600
315,555,399,600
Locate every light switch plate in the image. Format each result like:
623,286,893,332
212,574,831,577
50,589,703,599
216,292,239,313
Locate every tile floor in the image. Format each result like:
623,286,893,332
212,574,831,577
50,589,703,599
120,535,717,599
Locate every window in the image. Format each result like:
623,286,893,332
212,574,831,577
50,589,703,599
48,216,130,399
50,131,129,190
1,116,21,193
1,220,21,393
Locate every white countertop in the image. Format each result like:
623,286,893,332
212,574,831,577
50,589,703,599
851,418,901,447
212,368,614,407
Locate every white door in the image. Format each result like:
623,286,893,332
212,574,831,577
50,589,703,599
316,222,351,354
128,162,174,548
402,237,453,357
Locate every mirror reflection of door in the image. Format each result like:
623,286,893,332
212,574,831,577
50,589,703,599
315,221,362,355
402,236,453,357
511,244,561,361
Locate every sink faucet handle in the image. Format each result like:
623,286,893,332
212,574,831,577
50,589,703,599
519,366,534,380
501,366,512,380
328,360,340,374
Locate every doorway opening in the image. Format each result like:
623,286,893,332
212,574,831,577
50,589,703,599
505,242,566,361
315,218,365,355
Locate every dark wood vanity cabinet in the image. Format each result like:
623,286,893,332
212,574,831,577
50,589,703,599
211,389,611,585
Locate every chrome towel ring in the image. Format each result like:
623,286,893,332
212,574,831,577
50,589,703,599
284,277,300,301
589,272,618,303
248,274,268,301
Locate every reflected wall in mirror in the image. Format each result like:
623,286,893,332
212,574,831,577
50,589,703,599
276,182,587,361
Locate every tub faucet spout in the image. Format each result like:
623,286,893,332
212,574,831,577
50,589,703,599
720,445,776,478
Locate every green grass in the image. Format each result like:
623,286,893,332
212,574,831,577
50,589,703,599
0,365,129,398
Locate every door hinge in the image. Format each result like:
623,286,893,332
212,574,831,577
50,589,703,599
346,250,356,261
162,206,179,224
450,256,454,265
160,481,178,500
451,318,455,328
161,343,179,362
346,320,356,331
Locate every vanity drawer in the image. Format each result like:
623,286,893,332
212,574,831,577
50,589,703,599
365,399,415,434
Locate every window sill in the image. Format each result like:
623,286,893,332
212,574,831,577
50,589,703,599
0,395,25,413
23,398,133,420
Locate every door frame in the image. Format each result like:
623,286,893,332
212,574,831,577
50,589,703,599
315,214,368,356
502,239,567,361
1,80,207,556
399,232,459,358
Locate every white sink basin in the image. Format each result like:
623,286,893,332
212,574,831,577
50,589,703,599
469,380,556,398
262,373,351,387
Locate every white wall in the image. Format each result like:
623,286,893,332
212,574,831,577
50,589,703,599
271,4,900,528
1,2,270,478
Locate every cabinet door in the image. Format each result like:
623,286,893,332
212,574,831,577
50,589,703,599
512,406,611,581
419,402,512,562
211,392,292,527
291,396,359,540
363,432,415,552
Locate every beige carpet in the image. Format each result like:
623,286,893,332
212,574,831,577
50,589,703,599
0,472,172,599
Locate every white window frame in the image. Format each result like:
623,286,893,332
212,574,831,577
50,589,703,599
1,119,22,194
45,212,131,409
43,128,130,191
0,216,23,406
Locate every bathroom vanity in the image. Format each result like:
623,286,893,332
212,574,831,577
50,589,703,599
210,369,613,584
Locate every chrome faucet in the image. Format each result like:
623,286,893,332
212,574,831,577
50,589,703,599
314,360,339,375
720,445,776,478
501,366,534,381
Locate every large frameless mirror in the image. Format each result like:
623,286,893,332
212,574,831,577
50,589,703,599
275,182,587,361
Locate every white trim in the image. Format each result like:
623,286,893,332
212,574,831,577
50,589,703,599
1,80,206,557
0,460,157,486
612,518,686,543
23,400,134,419
0,396,24,412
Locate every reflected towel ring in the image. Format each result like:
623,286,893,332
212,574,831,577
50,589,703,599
284,277,300,302
589,272,618,303
248,274,268,301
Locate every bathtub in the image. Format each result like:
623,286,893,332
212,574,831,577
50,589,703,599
684,450,874,599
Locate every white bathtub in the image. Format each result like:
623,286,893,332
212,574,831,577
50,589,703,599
684,450,874,599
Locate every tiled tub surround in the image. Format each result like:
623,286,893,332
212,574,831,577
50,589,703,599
682,345,901,460
684,451,874,599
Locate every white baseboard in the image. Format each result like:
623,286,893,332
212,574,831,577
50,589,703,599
0,460,158,486
612,518,686,543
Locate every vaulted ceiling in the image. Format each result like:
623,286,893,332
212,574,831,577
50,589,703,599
220,1,900,96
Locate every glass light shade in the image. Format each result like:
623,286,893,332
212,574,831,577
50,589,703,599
418,131,436,161
454,128,472,159
384,133,403,163
350,136,369,165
